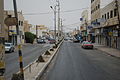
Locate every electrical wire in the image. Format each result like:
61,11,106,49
23,7,89,15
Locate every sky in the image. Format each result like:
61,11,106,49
4,0,113,32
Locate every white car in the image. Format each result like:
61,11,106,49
5,43,15,53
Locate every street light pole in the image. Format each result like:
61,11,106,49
50,6,57,41
56,0,60,41
85,19,88,41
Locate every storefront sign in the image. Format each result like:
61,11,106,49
108,32,113,36
113,30,118,37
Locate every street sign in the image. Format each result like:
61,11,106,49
4,17,17,26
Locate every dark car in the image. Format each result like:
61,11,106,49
37,39,46,44
73,38,79,43
81,41,93,49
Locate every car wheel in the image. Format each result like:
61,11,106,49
12,48,15,52
9,49,12,53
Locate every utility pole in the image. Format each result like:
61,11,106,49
56,0,60,41
50,6,57,41
13,0,24,79
61,18,63,37
36,25,38,39
85,19,88,41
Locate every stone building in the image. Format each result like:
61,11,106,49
91,0,101,44
100,0,120,49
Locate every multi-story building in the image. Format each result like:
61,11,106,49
4,10,25,45
30,25,36,35
36,25,49,38
24,20,30,32
100,0,120,49
91,0,101,44
80,10,93,41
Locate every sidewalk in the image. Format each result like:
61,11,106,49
94,43,120,58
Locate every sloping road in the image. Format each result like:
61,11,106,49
5,43,51,80
41,41,120,80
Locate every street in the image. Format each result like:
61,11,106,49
5,43,52,80
41,41,120,80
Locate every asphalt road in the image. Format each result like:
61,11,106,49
41,41,120,80
5,43,52,80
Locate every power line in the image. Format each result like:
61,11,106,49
64,22,80,27
23,7,89,15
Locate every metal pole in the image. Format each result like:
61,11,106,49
13,0,19,35
61,18,62,37
54,6,57,41
57,0,60,41
13,0,24,79
85,20,88,41
36,25,38,39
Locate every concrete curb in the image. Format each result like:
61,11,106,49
35,39,64,80
13,39,64,80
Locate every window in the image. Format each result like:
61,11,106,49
107,12,109,19
114,9,117,17
102,15,104,19
96,6,98,10
98,4,100,9
105,14,106,19
91,0,94,3
19,21,21,26
110,10,113,18
21,21,23,26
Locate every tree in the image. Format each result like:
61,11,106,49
25,32,36,43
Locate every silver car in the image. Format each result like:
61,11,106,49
5,43,15,53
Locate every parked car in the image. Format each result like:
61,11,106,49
73,38,79,43
5,42,15,53
81,41,93,49
48,39,56,44
37,39,46,44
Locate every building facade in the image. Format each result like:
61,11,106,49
100,0,120,49
24,20,30,32
4,10,25,45
91,0,101,44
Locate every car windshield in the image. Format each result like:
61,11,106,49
5,43,11,46
84,42,92,44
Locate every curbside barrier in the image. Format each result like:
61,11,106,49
44,50,51,55
35,38,64,80
13,38,64,80
36,55,45,63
